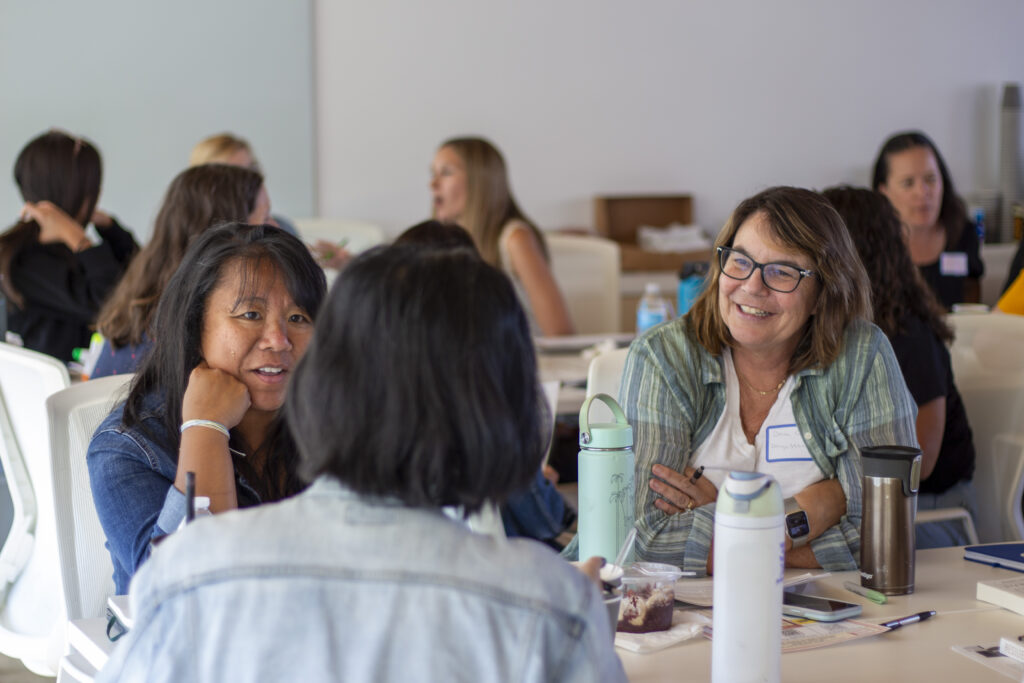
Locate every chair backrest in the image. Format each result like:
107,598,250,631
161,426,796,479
545,233,621,334
0,342,70,675
47,374,133,628
291,217,386,254
585,348,630,423
949,312,1024,542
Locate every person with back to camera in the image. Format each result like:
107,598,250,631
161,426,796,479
872,130,983,310
622,186,918,573
87,223,325,594
91,163,270,378
95,244,625,682
823,186,977,548
430,136,574,336
0,130,137,362
395,219,574,545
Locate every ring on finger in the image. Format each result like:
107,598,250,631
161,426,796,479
686,499,695,511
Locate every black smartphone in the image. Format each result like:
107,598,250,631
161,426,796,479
782,592,862,622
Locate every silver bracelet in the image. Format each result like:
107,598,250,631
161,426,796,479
180,419,230,439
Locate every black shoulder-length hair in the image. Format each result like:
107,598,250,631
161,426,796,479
123,222,326,501
823,185,953,344
287,244,544,512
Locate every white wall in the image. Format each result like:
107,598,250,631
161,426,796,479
315,0,1024,238
0,0,315,242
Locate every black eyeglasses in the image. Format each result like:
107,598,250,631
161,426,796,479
716,246,816,293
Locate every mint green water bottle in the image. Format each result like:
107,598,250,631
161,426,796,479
578,394,635,562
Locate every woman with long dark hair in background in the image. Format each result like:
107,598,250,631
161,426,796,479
0,130,136,361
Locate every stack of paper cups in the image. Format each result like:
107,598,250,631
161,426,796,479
1000,83,1021,243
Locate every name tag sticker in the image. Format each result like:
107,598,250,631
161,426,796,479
939,252,969,277
765,424,812,462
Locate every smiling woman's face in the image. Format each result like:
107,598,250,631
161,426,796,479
718,212,819,361
200,259,314,416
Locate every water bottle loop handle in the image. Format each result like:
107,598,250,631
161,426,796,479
579,393,628,440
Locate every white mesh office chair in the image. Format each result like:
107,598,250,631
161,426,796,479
585,348,630,423
950,312,1024,542
48,375,133,623
546,233,621,334
0,342,71,675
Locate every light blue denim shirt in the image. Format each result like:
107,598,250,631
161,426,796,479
98,477,626,683
87,392,263,594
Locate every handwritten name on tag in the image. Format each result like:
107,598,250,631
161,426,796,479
765,425,812,462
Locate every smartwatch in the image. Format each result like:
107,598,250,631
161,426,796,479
784,497,810,548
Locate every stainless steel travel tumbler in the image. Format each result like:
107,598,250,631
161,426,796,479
860,445,922,595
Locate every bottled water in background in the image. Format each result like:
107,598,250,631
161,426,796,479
973,207,986,244
636,283,674,334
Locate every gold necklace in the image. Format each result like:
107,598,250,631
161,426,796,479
739,374,785,397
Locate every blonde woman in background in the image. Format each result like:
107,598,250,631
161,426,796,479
430,137,574,336
191,132,351,269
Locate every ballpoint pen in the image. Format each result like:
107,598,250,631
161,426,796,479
842,580,887,604
881,610,936,629
689,465,705,485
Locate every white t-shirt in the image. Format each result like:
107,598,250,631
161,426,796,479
691,348,823,498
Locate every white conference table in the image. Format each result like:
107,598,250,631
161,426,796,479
620,546,1024,682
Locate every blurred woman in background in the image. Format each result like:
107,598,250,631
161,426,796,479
431,136,574,336
872,130,983,309
93,163,267,377
0,130,137,362
824,186,976,548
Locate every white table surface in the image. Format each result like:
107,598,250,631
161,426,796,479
621,546,1024,682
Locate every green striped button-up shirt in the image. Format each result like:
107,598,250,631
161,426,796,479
620,317,918,572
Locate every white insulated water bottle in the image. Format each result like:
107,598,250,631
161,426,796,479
712,471,784,683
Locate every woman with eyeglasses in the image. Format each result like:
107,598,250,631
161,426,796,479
621,186,917,573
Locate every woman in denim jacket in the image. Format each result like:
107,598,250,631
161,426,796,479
96,244,625,682
87,223,326,593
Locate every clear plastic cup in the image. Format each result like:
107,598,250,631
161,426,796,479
616,562,683,633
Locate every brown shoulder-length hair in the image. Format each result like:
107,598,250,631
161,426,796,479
96,164,263,348
823,185,952,344
436,137,548,266
689,186,872,373
0,130,103,308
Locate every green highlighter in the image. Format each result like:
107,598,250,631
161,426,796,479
843,580,888,604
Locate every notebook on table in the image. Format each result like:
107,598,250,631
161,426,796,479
964,543,1024,573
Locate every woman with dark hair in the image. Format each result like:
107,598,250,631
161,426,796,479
95,245,624,682
872,130,983,309
92,163,268,377
623,187,917,573
0,130,137,361
87,223,325,594
823,186,976,547
430,136,574,336
395,219,572,544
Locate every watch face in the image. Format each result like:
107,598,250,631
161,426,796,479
786,511,810,539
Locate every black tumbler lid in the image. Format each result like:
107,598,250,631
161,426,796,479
861,445,921,495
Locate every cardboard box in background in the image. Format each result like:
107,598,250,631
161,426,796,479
593,194,711,272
